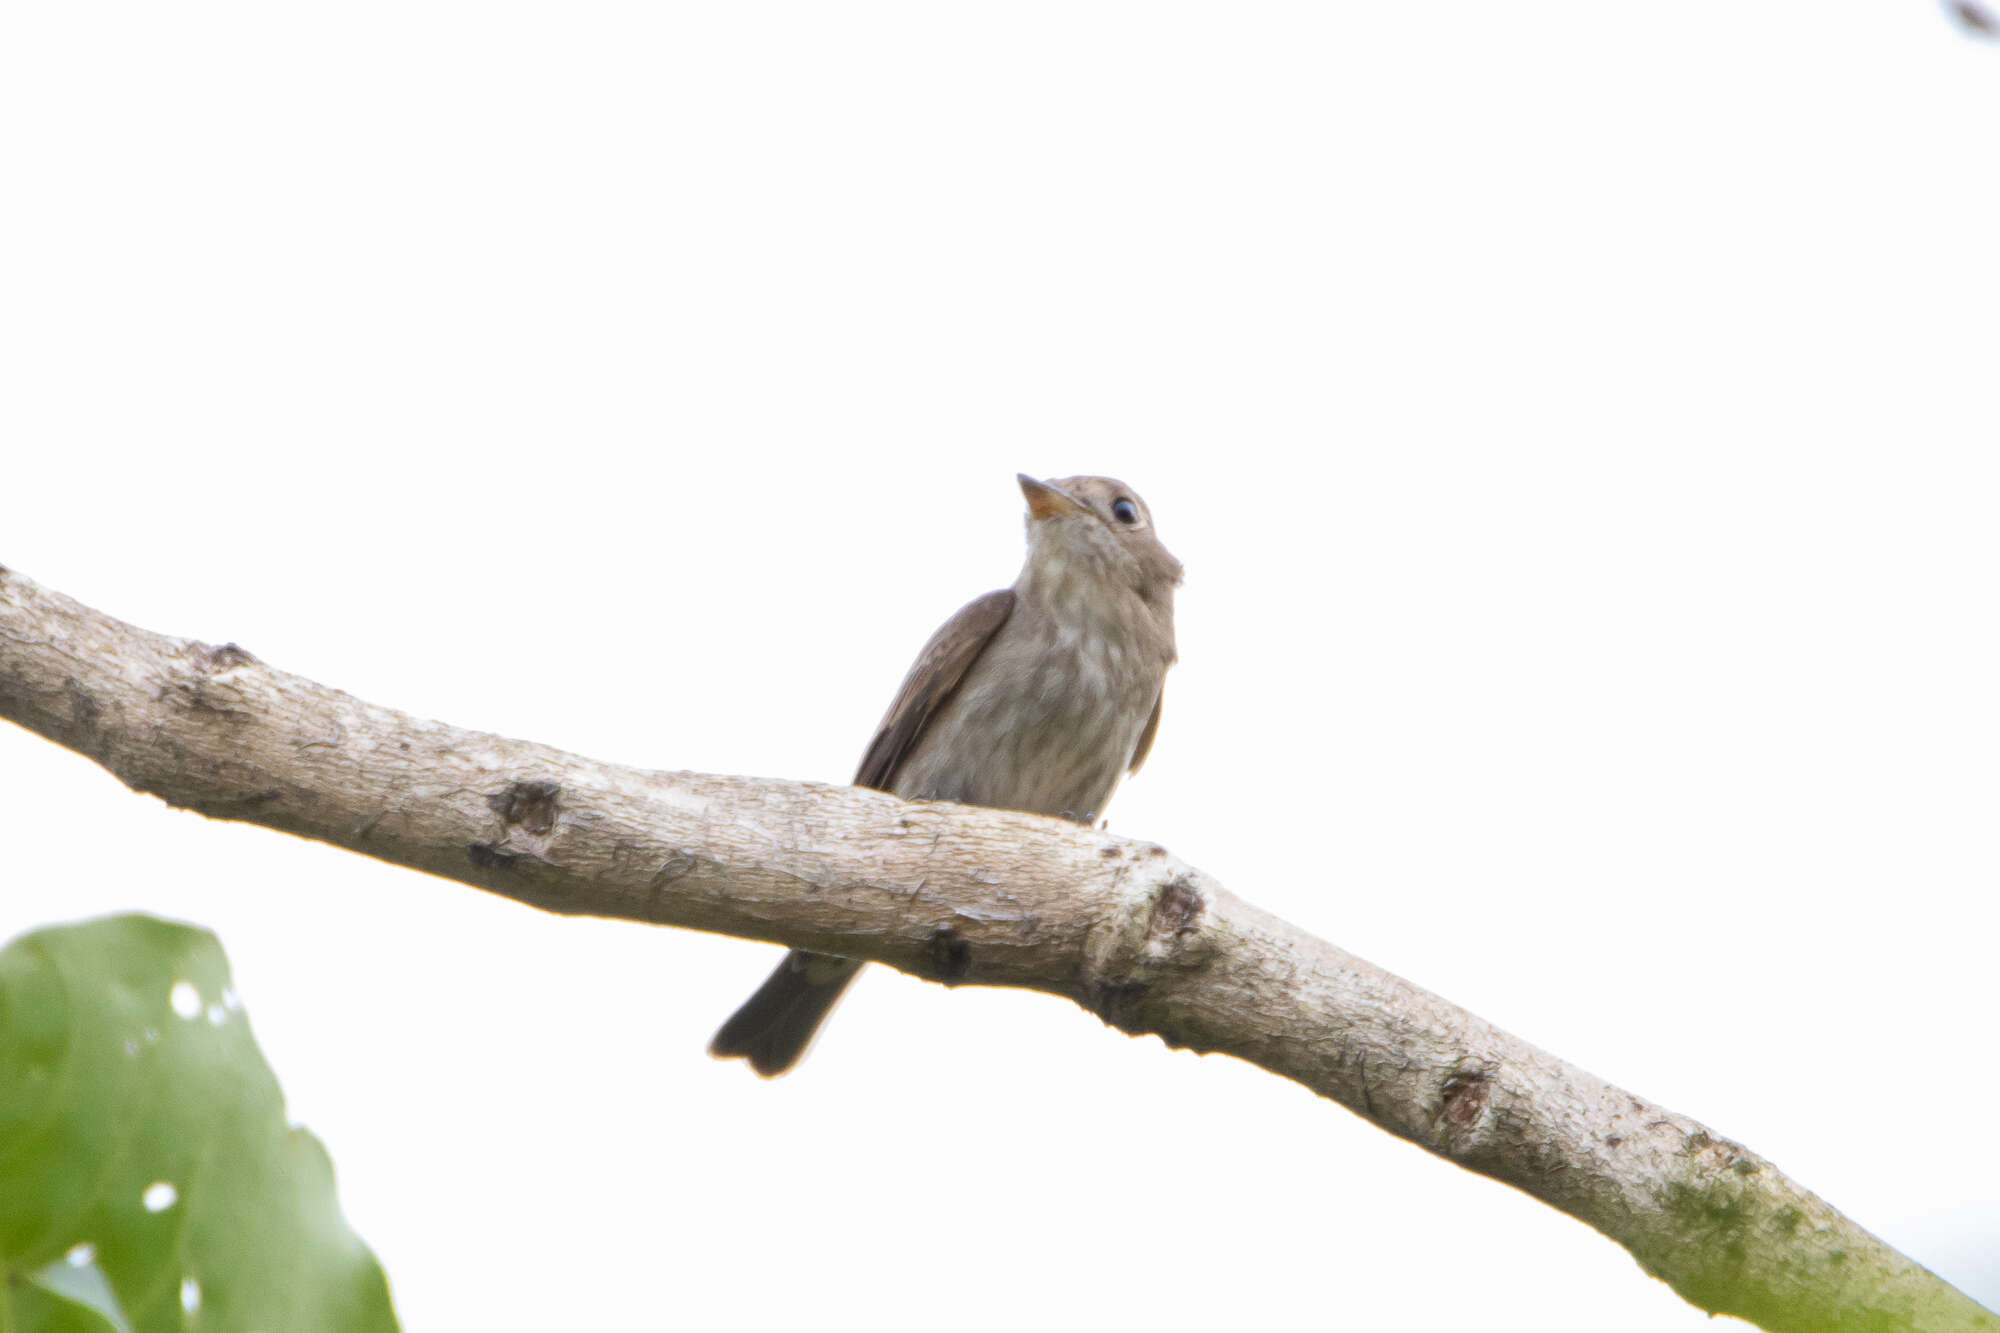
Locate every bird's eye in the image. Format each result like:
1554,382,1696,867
1111,498,1139,525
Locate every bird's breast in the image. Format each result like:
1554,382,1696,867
890,610,1169,826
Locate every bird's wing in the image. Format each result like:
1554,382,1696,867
853,589,1017,792
1127,689,1164,777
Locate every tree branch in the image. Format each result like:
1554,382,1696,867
0,563,1990,1333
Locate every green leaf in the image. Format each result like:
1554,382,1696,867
0,915,397,1333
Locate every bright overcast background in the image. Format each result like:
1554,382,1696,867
3,2,1996,1329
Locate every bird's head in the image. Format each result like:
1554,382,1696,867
1017,474,1182,608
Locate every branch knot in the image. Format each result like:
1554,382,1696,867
1081,857,1217,1033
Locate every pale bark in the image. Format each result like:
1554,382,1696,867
0,563,1990,1333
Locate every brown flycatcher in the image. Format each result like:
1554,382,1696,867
710,473,1182,1075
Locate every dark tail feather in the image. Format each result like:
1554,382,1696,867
709,951,861,1077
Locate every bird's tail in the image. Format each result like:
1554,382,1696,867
709,951,862,1077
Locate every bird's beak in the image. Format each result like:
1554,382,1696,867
1018,474,1087,521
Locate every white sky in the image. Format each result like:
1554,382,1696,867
3,2,1996,1329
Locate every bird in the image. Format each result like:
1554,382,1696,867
709,473,1183,1076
